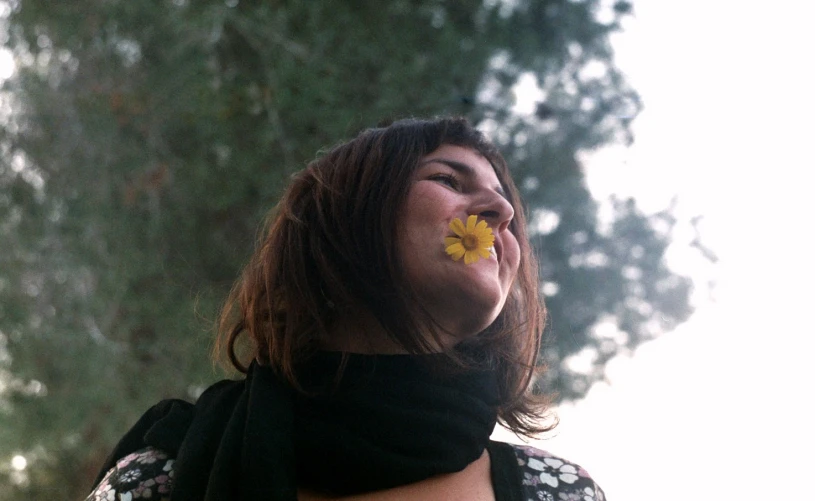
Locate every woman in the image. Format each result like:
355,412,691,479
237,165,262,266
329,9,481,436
86,117,605,501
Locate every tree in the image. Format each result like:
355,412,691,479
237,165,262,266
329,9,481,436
0,0,691,498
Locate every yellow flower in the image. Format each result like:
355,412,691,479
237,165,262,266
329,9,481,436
444,215,495,265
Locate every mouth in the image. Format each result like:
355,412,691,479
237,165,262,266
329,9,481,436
492,239,502,264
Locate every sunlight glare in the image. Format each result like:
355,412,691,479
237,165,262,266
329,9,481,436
11,455,27,471
511,72,544,115
0,49,14,81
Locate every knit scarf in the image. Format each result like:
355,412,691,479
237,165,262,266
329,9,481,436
92,352,500,500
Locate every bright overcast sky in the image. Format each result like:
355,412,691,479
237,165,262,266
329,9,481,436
496,1,815,499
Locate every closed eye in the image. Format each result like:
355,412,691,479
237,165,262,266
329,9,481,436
428,173,461,190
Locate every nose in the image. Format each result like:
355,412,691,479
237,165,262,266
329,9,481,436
472,190,514,233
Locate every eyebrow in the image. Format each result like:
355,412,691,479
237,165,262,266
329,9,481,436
419,158,508,198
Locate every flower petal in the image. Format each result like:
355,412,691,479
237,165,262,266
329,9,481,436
539,472,559,488
446,244,466,260
466,214,478,232
449,218,466,236
477,247,491,258
446,242,465,256
444,237,461,247
559,473,579,484
527,458,545,471
561,465,577,474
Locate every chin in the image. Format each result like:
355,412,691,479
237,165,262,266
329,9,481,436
416,269,509,339
448,299,505,338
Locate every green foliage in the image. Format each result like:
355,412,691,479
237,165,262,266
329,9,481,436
0,0,691,498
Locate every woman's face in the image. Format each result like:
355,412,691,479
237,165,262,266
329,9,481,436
398,144,521,346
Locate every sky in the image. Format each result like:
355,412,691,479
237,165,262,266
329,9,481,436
495,1,815,499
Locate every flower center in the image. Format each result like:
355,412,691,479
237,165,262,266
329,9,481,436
461,234,480,251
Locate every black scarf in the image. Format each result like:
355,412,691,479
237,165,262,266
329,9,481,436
92,352,500,500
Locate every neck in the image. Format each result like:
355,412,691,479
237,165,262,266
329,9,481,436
321,310,408,354
321,309,478,355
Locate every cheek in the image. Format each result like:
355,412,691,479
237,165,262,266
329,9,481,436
401,187,457,245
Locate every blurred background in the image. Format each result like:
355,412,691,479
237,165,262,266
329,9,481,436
0,1,811,499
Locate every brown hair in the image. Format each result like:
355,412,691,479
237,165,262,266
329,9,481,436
215,117,554,436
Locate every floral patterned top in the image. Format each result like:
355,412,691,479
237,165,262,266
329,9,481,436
511,444,605,501
86,443,604,501
87,447,175,501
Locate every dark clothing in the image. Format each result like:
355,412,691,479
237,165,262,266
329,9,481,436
86,353,605,500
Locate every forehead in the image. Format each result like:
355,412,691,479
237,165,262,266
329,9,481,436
418,144,502,184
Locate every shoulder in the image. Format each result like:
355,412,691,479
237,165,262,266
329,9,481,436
507,443,606,501
85,447,176,501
